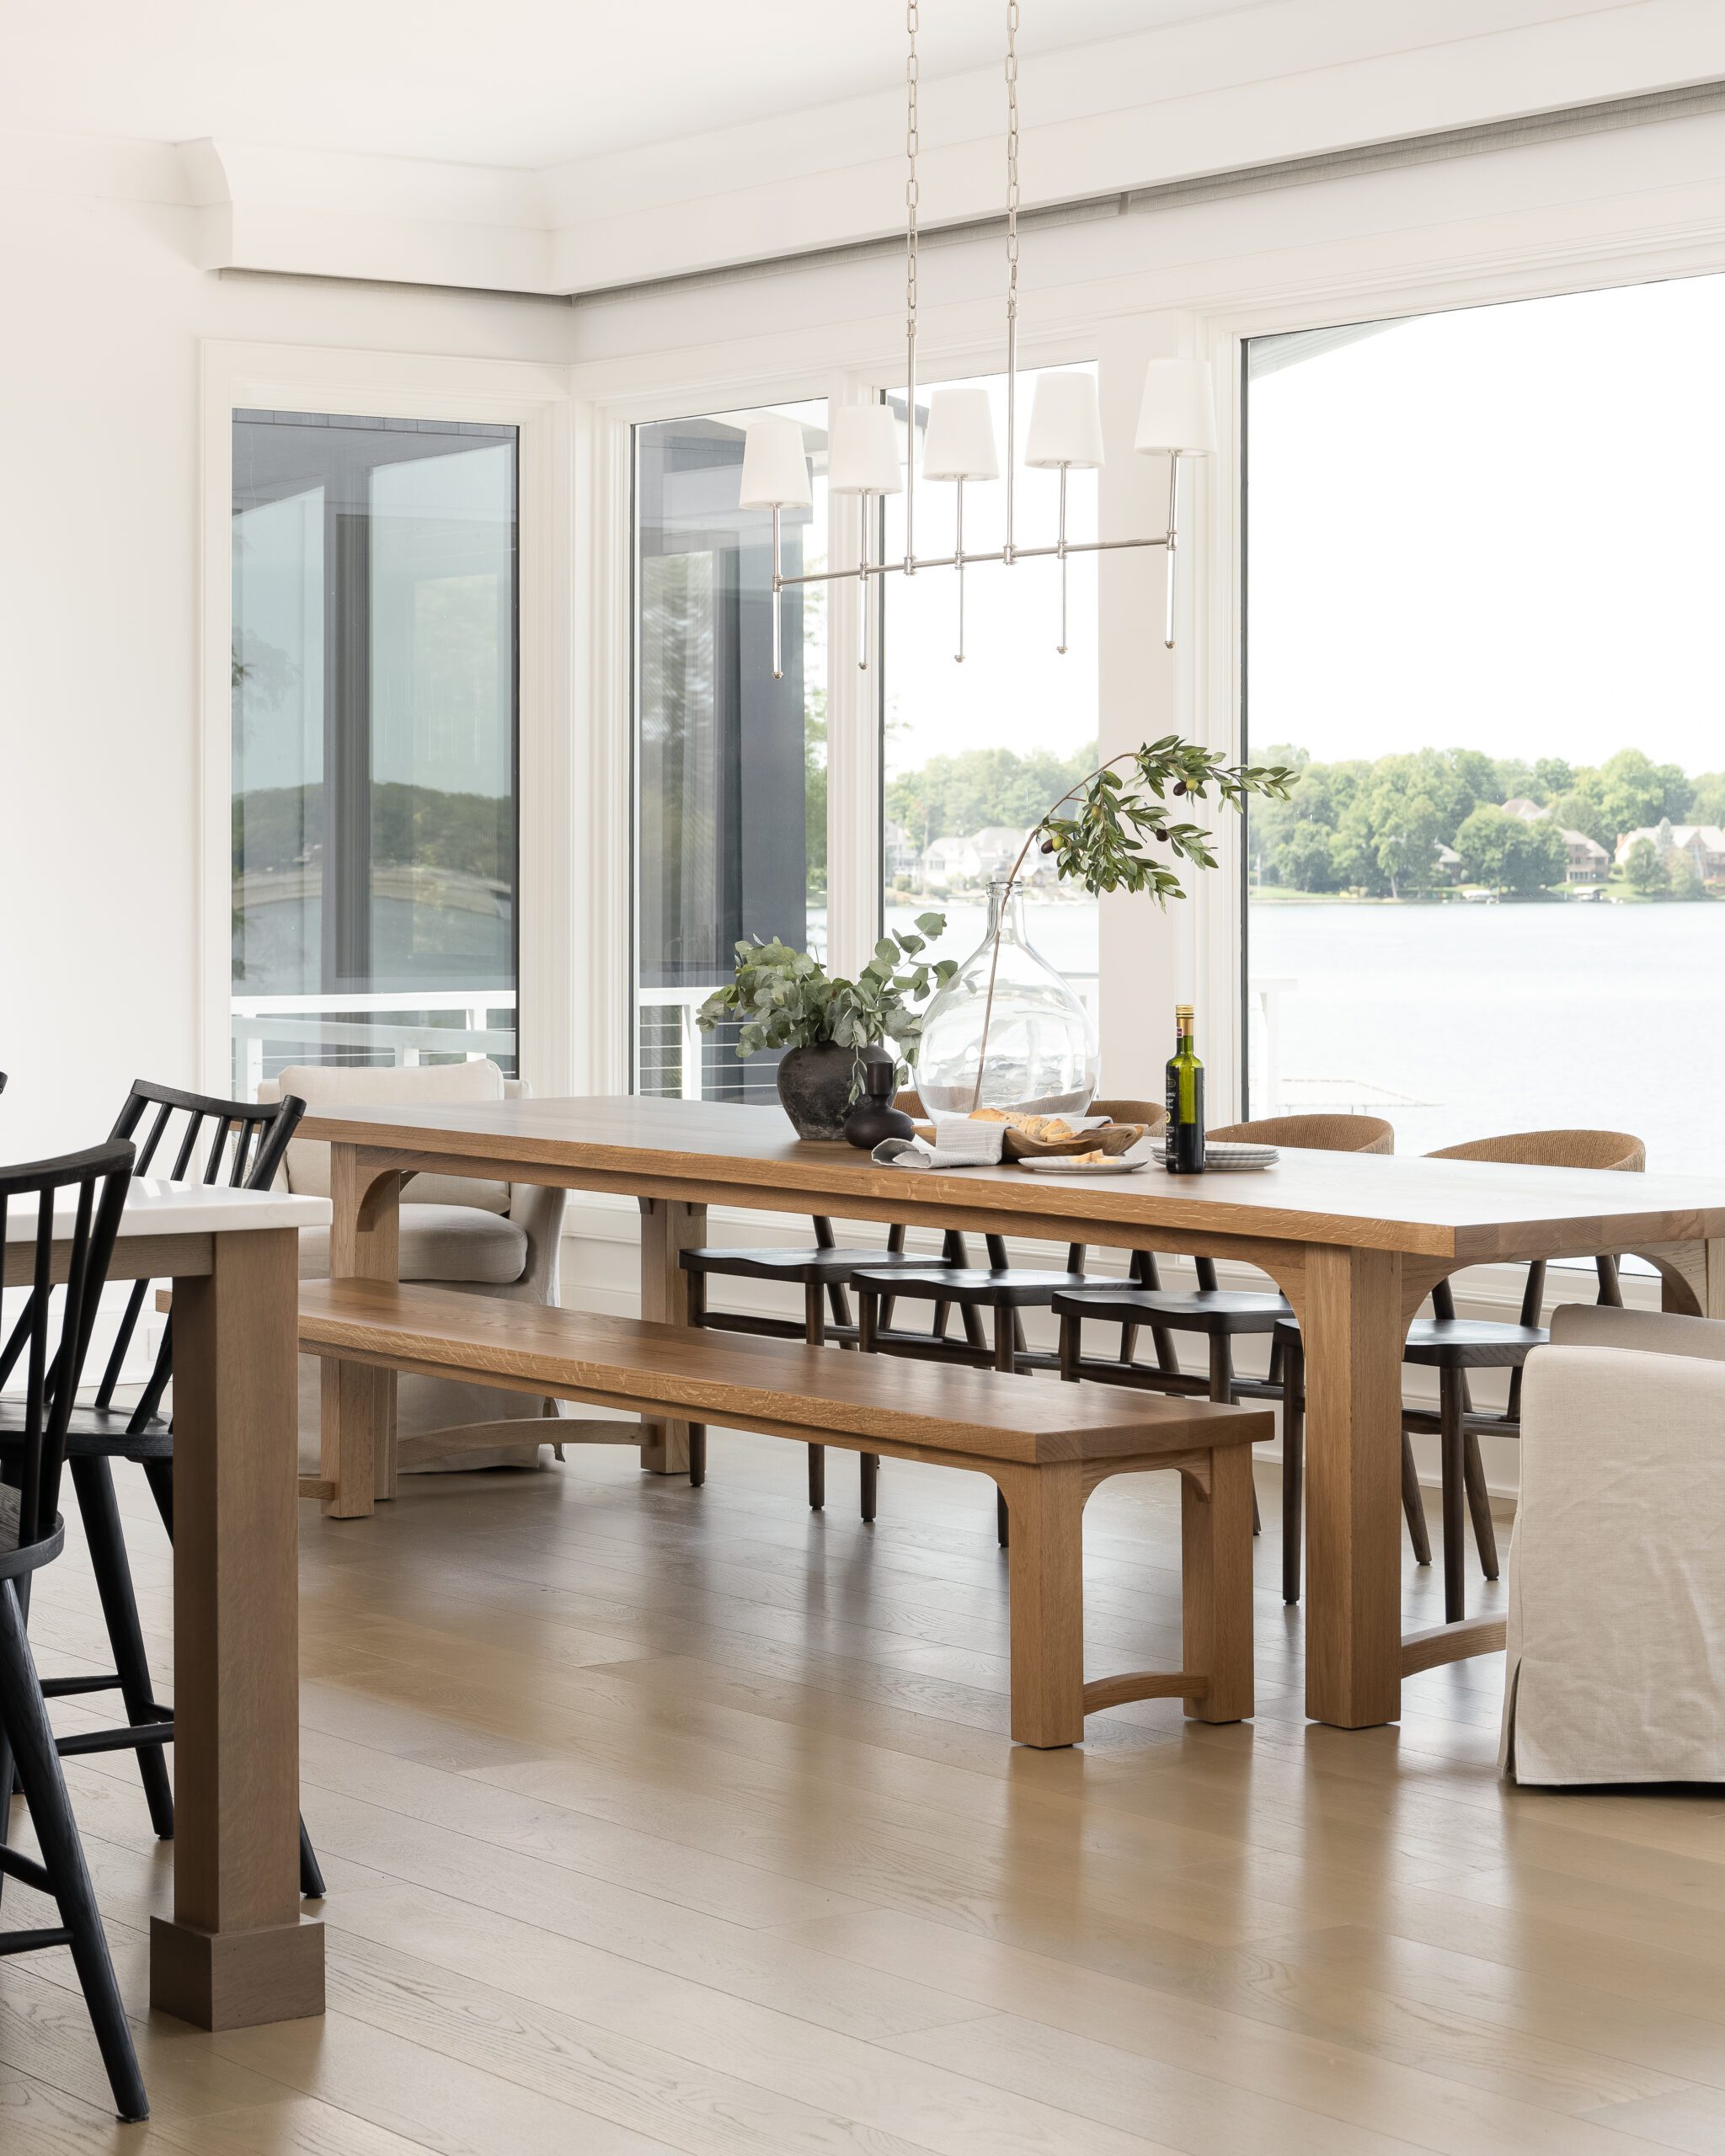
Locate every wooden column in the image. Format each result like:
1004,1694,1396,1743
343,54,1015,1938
1299,1242,1403,1728
999,1461,1087,1748
151,1226,323,2030
637,1196,708,1474
319,1148,402,1517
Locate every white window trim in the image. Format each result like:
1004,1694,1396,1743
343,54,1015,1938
200,340,574,1101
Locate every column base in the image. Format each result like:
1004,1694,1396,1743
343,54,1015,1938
150,1914,324,2031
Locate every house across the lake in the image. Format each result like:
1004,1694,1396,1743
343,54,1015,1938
1615,820,1725,883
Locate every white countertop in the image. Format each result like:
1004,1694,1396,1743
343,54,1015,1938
3,1177,331,1241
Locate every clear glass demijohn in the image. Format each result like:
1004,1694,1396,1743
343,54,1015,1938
914,880,1099,1116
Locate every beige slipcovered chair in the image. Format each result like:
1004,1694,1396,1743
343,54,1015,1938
1500,1301,1725,1785
261,1060,567,1479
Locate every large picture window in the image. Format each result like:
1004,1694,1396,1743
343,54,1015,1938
1245,277,1725,1170
230,410,519,1088
882,365,1099,1010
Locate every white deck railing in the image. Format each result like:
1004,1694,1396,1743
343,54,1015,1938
230,990,517,1094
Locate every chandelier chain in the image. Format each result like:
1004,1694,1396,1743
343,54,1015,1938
905,0,919,334
1005,0,1020,320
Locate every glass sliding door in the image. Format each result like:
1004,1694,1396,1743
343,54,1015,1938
633,399,828,1099
230,411,518,1090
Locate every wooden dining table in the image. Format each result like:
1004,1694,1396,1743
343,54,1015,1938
301,1094,1725,1731
3,1177,328,2031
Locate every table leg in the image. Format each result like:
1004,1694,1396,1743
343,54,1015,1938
320,1148,401,1518
1646,1235,1725,1321
1298,1243,1403,1728
638,1196,707,1475
151,1227,323,2030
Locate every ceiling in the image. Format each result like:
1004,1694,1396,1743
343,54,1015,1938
0,0,1244,168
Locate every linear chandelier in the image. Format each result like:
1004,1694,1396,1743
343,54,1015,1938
739,1,1217,680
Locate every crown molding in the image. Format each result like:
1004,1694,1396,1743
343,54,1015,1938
1,2,1718,296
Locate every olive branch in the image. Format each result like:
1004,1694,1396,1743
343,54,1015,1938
967,739,1297,1107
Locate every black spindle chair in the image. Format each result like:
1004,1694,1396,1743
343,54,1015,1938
678,1089,947,1519
0,1139,148,2121
0,1081,324,1899
1277,1127,1645,1618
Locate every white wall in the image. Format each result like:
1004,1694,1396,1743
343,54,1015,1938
0,188,572,1161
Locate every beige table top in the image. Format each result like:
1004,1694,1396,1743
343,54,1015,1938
300,1095,1725,1263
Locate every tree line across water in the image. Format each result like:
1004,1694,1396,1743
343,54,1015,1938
885,741,1725,900
1251,744,1725,898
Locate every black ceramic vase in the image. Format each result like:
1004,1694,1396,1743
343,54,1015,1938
776,1043,893,1142
841,1059,915,1150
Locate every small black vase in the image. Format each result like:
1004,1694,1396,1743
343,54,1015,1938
842,1059,915,1150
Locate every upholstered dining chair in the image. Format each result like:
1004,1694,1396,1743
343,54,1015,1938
1500,1302,1725,1785
1053,1113,1397,1571
0,1081,326,1900
261,1059,568,1483
1276,1126,1645,1620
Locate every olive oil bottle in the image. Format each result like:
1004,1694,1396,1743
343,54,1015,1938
1164,1003,1206,1173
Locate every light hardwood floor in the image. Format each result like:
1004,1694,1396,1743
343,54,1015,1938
5,1432,1725,2154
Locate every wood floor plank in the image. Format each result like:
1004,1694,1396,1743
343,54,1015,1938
3,1424,1719,2153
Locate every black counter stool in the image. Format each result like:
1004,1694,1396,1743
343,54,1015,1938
1054,1115,1398,1577
0,1138,149,2121
1279,1126,1644,1619
0,1080,326,1898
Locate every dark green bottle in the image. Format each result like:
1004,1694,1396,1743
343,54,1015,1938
1164,1003,1206,1173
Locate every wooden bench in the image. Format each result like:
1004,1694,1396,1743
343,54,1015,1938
297,1278,1270,1747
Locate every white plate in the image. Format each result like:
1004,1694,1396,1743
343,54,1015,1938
1017,1154,1152,1176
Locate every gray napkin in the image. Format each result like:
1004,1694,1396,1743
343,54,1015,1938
872,1115,1008,1169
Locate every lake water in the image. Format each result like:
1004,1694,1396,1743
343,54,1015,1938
883,896,1719,1174
1249,900,1721,1172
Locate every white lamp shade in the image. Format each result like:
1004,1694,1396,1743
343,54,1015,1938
737,418,813,510
921,387,1000,482
1024,371,1103,469
828,403,904,495
1135,360,1218,456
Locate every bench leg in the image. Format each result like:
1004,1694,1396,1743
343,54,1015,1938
1182,1449,1254,1724
638,1197,707,1475
999,1464,1085,1748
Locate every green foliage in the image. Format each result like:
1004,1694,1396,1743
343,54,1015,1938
697,915,958,1089
885,745,1098,852
1552,750,1693,850
1037,739,1297,906
1454,804,1567,895
1623,837,1666,897
1690,771,1725,825
1251,741,1714,897
1668,849,1706,901
232,782,512,882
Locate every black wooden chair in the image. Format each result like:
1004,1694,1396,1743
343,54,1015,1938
1277,1127,1645,1619
1050,1115,1399,1573
679,1088,958,1518
0,1081,324,1898
846,1098,1164,1545
0,1138,148,2121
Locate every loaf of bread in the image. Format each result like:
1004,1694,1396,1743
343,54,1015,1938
970,1109,1076,1141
